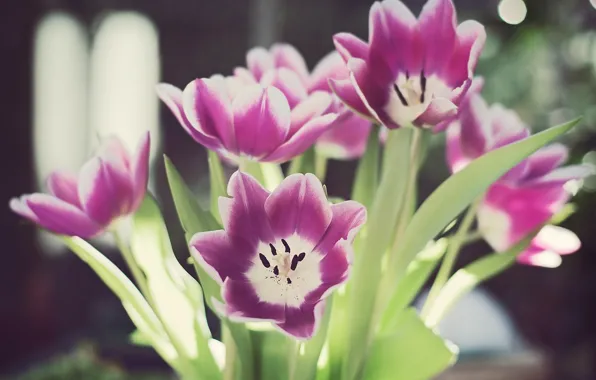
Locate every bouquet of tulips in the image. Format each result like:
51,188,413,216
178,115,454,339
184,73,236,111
11,0,594,379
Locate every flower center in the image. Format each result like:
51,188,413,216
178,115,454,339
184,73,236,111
393,71,427,107
258,238,306,285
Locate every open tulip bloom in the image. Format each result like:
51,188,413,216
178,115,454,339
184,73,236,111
9,0,595,379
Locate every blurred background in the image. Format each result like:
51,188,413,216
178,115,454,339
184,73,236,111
2,0,596,378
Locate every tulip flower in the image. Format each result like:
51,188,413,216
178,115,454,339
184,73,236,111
331,0,486,129
191,171,366,338
157,76,338,164
445,92,592,267
10,133,151,238
238,44,372,159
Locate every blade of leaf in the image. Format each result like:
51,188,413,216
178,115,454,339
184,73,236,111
362,309,457,380
131,196,220,379
390,118,580,282
351,125,380,210
208,151,227,224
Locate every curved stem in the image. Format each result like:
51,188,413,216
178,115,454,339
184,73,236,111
223,326,237,380
420,198,481,320
112,225,152,303
314,152,328,182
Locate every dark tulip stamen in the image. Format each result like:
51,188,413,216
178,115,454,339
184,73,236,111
290,255,299,271
420,70,427,103
259,253,271,268
393,84,409,106
273,266,279,276
298,252,305,261
287,278,292,284
281,239,290,253
269,243,277,256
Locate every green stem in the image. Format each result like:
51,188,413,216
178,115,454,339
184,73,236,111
112,225,152,304
463,230,483,245
420,199,480,320
287,340,301,380
223,326,237,380
314,152,328,182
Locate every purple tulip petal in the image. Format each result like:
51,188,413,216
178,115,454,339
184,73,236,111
247,47,274,81
47,171,81,207
445,122,470,173
260,68,308,108
458,94,492,158
263,113,338,163
305,241,351,304
156,83,223,150
524,164,595,187
328,73,374,122
264,173,332,244
183,78,236,152
415,97,457,126
219,171,275,244
233,85,291,158
270,43,310,84
309,51,349,93
443,20,486,87
333,33,369,62
24,194,102,237
418,0,457,76
316,110,372,159
517,245,563,268
276,301,325,340
130,132,151,212
222,277,286,323
524,143,569,179
288,91,333,136
190,230,255,284
532,225,581,255
78,158,131,225
315,201,367,253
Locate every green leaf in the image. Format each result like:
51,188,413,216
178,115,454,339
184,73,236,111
391,118,580,282
61,237,178,369
260,162,284,190
291,298,334,380
130,329,152,347
351,126,380,210
342,127,414,379
423,237,532,328
379,239,448,333
249,329,291,380
164,156,255,379
208,151,227,223
362,309,457,380
131,196,220,379
288,148,315,175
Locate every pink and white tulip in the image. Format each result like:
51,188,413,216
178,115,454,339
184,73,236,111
10,133,151,238
331,0,485,130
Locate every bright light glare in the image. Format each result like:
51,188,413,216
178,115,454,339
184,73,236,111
591,0,596,10
498,0,527,25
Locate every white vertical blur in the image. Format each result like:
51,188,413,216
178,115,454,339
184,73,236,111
89,11,161,181
249,0,283,47
33,13,89,255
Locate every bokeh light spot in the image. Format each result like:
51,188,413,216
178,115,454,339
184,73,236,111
498,0,527,25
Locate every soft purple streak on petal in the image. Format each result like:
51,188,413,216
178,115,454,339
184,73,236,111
183,78,236,151
190,230,254,283
328,77,373,122
233,67,259,85
270,43,310,84
315,201,367,253
96,136,131,170
276,302,324,340
333,33,369,62
156,83,223,150
10,195,40,222
78,158,129,225
369,0,418,79
260,68,308,109
247,47,274,81
414,97,457,127
220,171,274,244
25,194,102,237
263,113,338,163
418,0,457,75
443,20,486,87
309,51,349,93
130,132,151,212
47,171,81,207
264,173,332,244
458,94,492,157
288,91,333,137
306,241,351,303
233,85,291,158
316,110,372,159
222,277,286,323
445,122,470,173
524,143,568,179
524,165,595,187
